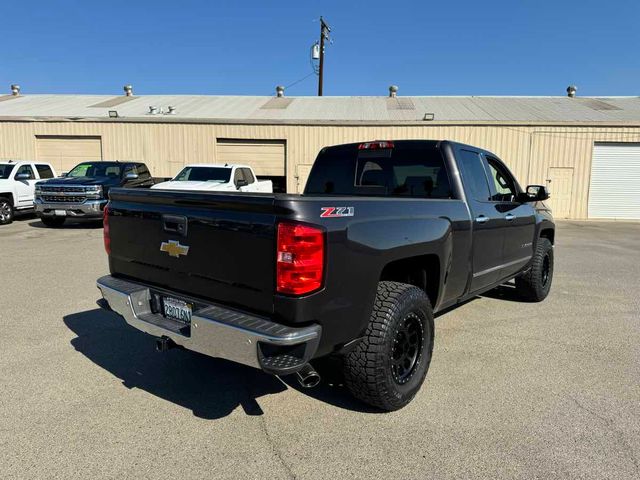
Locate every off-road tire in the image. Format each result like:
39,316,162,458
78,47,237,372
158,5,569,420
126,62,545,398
342,281,435,411
0,198,14,225
40,216,66,227
515,237,553,302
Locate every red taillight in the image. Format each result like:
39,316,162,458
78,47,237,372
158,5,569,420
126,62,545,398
103,204,111,255
276,222,325,295
358,140,394,150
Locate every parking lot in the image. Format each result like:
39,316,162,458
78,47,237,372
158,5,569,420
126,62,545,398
1,216,639,479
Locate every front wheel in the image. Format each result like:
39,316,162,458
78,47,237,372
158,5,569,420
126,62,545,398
515,237,554,302
40,216,66,227
0,198,14,225
342,281,435,411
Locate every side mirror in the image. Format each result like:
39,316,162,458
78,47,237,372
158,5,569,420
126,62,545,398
60,172,68,177
236,179,248,188
15,173,30,181
124,172,139,180
519,185,550,202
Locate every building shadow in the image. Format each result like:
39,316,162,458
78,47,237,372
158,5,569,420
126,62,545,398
63,308,288,419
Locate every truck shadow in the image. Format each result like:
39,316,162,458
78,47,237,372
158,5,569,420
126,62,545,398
28,219,103,229
63,308,380,418
63,308,286,419
480,283,532,303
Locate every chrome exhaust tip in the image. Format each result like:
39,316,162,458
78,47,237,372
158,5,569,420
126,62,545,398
295,363,321,388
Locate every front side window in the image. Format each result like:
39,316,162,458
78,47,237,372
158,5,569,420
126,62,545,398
137,164,151,179
36,164,54,179
16,165,36,180
486,158,517,202
123,165,138,177
234,168,245,186
174,167,232,182
0,164,15,179
241,168,255,184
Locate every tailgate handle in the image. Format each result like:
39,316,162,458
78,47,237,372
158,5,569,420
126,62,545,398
162,214,188,236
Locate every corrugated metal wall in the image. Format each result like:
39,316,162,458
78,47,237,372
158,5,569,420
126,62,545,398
1,120,639,219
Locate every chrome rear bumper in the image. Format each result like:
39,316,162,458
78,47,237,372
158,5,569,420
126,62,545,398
96,275,321,375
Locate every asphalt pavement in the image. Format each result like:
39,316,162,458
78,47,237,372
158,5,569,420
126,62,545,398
1,216,638,479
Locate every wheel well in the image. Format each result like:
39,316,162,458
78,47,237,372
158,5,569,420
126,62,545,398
380,254,440,307
540,228,554,244
0,192,13,206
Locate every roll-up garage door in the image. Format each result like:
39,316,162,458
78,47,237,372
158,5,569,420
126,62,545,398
588,143,640,219
36,136,102,174
216,139,285,176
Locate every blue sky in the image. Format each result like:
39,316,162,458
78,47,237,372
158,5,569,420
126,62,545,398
2,0,639,97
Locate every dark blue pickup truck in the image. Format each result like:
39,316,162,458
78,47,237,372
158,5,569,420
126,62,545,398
97,140,555,411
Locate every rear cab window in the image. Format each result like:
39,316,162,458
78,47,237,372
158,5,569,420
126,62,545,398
305,142,452,198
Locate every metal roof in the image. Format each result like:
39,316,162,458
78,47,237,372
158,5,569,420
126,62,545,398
0,94,639,125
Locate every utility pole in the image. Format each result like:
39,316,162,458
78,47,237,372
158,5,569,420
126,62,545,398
317,17,331,96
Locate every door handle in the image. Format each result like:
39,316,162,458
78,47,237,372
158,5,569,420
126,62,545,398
505,213,516,221
475,215,489,224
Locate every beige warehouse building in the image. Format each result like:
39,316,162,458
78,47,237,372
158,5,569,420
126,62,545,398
1,85,639,219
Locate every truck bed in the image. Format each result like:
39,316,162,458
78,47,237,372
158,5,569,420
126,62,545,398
106,187,471,356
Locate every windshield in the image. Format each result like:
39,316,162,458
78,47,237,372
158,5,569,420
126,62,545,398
0,164,15,179
67,162,122,178
174,167,231,182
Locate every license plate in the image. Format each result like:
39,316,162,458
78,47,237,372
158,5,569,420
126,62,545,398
162,297,192,324
54,210,67,216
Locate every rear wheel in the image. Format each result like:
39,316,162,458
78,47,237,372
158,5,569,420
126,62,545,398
0,198,14,225
40,216,66,227
515,237,553,302
342,281,434,411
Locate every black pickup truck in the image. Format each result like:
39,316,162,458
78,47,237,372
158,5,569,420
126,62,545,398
35,161,160,227
97,140,554,411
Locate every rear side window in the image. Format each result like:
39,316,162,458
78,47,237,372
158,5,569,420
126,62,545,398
36,164,54,179
305,144,451,198
457,150,491,201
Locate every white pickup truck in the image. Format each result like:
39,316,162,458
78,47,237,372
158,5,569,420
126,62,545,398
0,161,57,224
151,164,273,193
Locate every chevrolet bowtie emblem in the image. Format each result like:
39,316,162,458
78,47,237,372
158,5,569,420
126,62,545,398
160,240,190,258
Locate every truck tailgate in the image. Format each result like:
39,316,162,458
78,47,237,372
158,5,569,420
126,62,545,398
107,188,280,314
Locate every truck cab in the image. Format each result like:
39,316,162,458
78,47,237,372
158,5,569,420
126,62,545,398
0,161,57,225
35,161,155,227
151,164,273,193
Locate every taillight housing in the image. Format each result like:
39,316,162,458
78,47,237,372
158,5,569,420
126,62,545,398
276,222,325,295
103,204,111,255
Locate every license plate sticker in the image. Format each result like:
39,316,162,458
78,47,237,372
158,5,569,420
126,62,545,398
54,210,67,216
162,297,192,324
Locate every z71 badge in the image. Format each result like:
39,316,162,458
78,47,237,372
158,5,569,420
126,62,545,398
320,207,354,218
